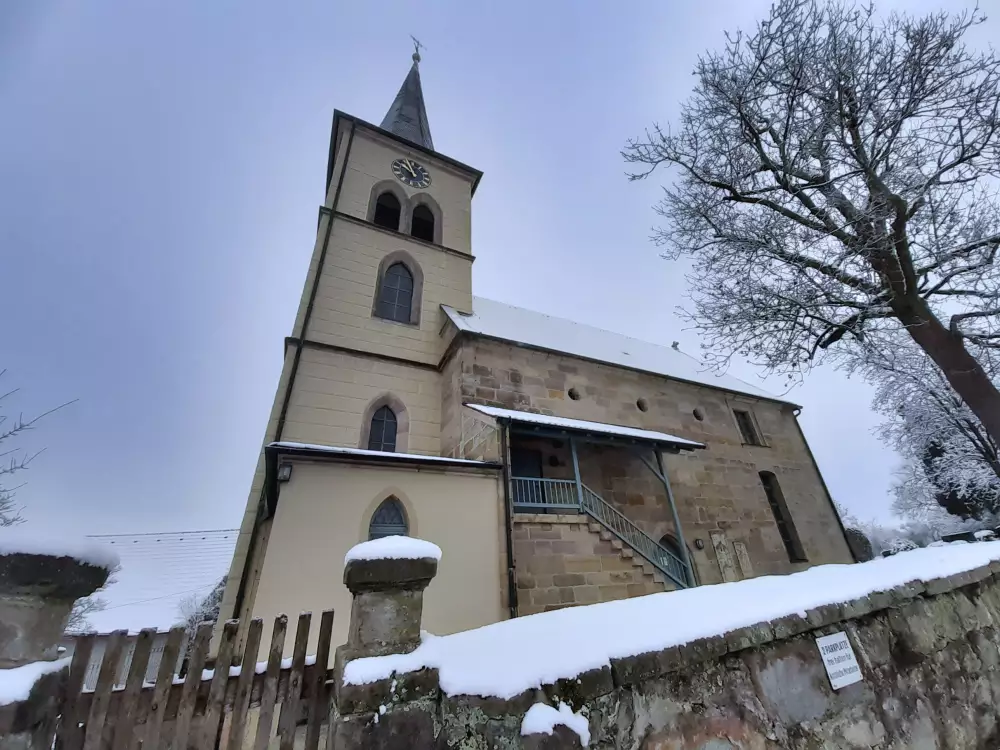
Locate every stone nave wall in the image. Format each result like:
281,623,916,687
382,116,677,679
332,559,1000,749
440,336,853,585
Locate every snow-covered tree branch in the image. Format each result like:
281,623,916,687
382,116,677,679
624,0,1000,443
850,337,1000,518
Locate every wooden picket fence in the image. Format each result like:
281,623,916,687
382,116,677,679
53,610,335,750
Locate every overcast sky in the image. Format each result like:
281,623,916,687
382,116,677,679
4,0,998,536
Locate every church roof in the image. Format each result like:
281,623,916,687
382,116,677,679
443,297,792,406
380,58,434,151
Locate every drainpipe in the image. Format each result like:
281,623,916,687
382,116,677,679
231,120,357,621
499,420,518,618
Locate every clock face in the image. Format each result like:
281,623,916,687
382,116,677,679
391,158,432,189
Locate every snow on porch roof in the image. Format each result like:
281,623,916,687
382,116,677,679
463,404,705,450
443,297,789,405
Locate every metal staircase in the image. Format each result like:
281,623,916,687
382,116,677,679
511,476,691,589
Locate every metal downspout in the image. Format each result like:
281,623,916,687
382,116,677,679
499,420,518,618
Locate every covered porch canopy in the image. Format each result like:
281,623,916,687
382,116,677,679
463,404,705,588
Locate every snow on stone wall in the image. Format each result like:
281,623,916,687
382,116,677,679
332,544,1000,748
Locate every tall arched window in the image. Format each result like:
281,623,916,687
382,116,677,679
759,471,807,563
368,497,408,540
367,405,398,452
410,203,435,243
372,191,401,230
375,262,414,323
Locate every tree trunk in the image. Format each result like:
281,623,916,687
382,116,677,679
897,297,1000,446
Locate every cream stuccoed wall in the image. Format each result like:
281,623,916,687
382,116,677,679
250,459,505,656
281,346,443,455
296,218,472,366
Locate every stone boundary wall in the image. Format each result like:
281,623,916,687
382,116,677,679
333,560,1000,748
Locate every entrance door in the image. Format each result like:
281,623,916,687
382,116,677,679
511,448,545,512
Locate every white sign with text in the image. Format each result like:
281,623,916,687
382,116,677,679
815,631,862,689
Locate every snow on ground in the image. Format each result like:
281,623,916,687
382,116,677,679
0,530,119,570
521,702,591,746
0,658,70,706
344,536,442,564
344,542,1000,699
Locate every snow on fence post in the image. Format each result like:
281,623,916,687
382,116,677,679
0,540,115,749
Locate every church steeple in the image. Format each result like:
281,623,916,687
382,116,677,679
380,49,434,151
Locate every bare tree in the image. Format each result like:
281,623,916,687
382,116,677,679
0,371,75,526
66,592,110,634
177,577,226,646
624,0,1000,442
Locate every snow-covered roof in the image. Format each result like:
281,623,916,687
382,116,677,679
268,442,495,467
344,536,443,565
0,530,120,571
80,529,237,634
443,297,784,404
464,404,704,449
343,541,1000,699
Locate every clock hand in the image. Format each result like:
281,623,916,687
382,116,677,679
403,160,417,177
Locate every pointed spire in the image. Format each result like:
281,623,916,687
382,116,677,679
380,45,434,151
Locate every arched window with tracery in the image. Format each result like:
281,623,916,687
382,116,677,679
368,497,408,540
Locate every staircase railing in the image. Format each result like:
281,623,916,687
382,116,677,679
580,485,690,589
511,477,580,511
510,475,690,589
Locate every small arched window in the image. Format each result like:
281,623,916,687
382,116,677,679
372,191,401,231
367,405,398,452
759,471,807,563
375,262,414,323
368,497,408,540
410,203,435,243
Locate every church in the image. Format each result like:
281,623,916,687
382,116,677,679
218,53,854,652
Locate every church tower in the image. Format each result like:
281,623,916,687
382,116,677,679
219,52,486,630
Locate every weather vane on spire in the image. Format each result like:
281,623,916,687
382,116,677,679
410,35,425,63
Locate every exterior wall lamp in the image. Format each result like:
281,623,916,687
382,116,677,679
277,463,293,483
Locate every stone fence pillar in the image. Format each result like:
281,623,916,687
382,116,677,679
0,551,112,749
331,539,441,749
337,545,438,663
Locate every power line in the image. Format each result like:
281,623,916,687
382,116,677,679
86,528,239,539
99,582,220,611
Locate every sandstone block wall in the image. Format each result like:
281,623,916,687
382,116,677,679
513,515,669,616
332,560,1000,749
443,337,853,585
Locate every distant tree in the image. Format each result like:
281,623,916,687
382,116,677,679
177,577,226,644
66,592,110,634
624,0,1000,445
